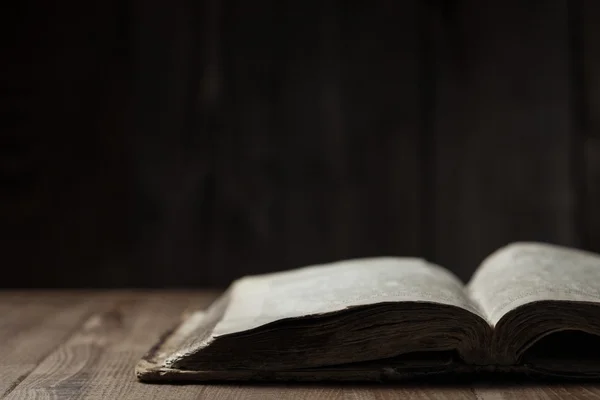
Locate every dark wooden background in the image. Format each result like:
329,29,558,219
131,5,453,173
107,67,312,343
2,0,600,287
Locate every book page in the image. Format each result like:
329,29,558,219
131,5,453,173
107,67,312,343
467,242,600,325
212,257,483,337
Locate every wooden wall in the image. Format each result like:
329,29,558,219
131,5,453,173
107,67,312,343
2,0,599,287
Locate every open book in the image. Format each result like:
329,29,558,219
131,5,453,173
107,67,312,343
137,242,600,382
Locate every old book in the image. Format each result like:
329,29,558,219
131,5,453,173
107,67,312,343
137,242,600,382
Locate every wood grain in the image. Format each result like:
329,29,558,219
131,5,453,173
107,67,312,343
473,382,600,400
3,291,218,400
4,291,600,399
6,0,600,288
0,291,476,399
194,384,476,400
430,0,578,280
141,0,424,285
0,292,114,397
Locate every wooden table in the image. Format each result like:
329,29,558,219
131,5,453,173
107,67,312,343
2,291,600,400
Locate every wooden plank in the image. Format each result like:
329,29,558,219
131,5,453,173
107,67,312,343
175,0,423,283
278,0,422,270
430,0,577,280
274,0,343,269
195,385,600,400
336,0,422,259
473,383,600,400
195,384,476,400
582,0,600,255
1,0,133,288
206,0,286,281
0,292,114,397
3,291,218,400
129,0,217,286
0,290,475,400
6,292,600,399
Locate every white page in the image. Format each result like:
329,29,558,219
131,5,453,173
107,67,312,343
468,242,600,325
213,257,482,336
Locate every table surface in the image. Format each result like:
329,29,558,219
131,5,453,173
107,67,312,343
2,290,600,400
